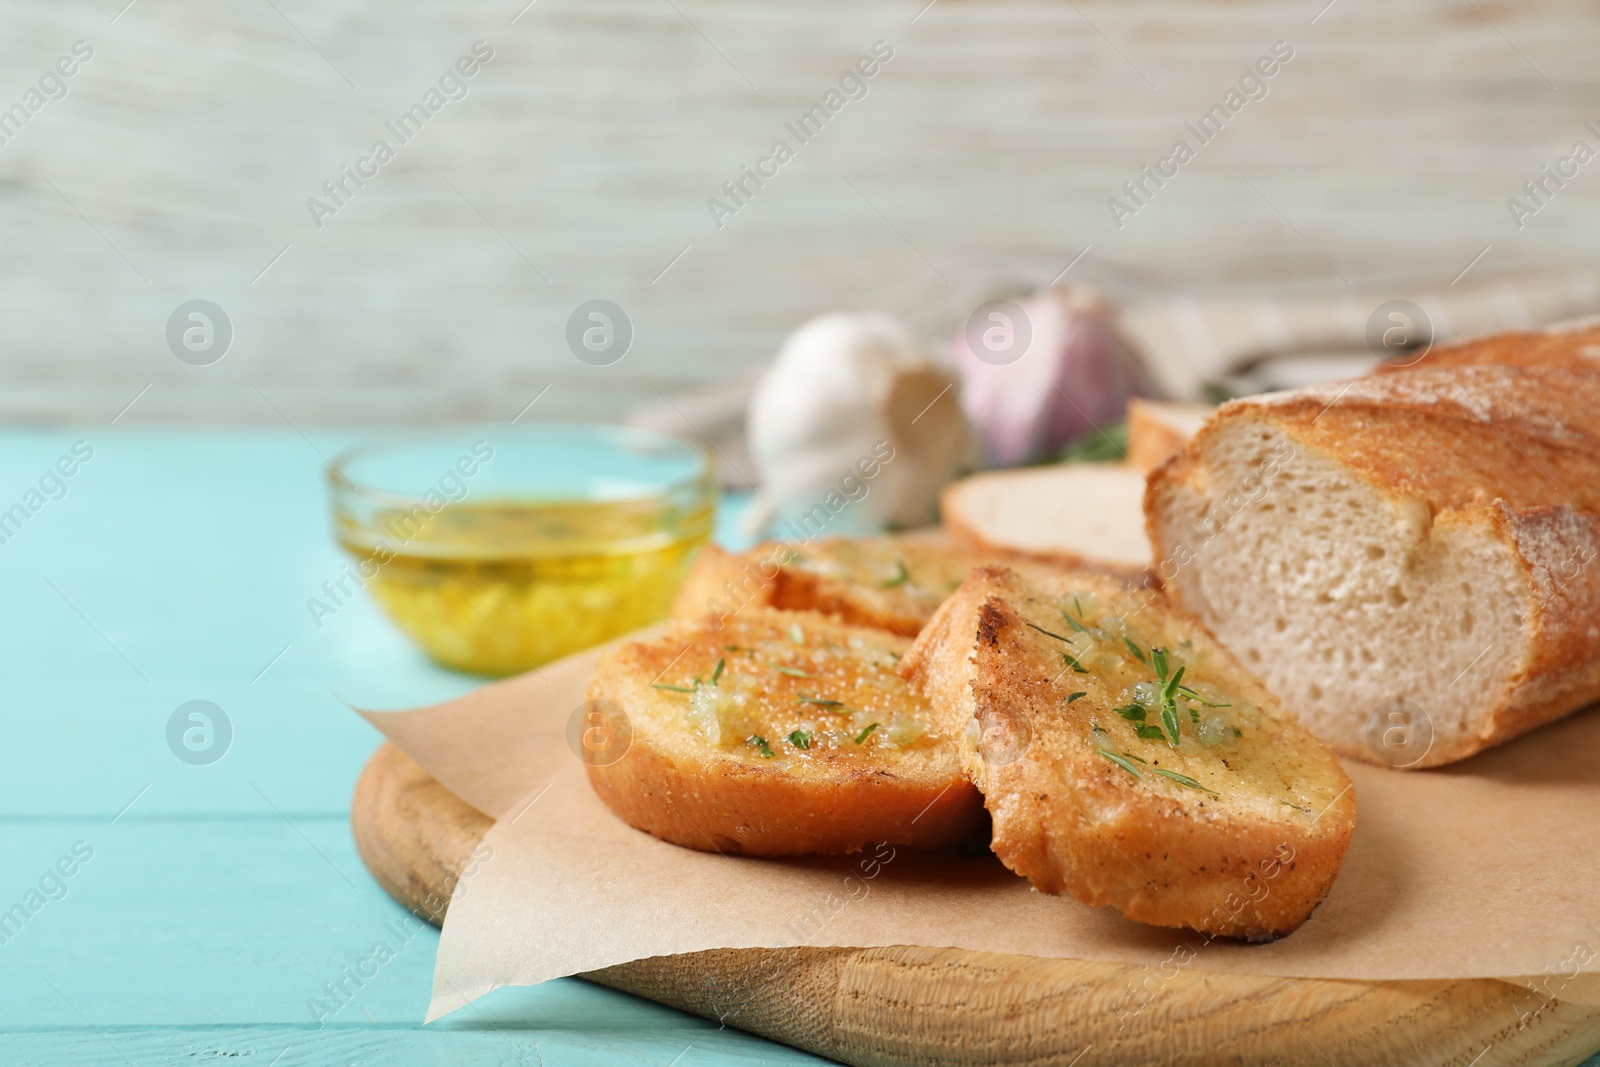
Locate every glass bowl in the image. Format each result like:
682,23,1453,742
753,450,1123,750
328,424,715,676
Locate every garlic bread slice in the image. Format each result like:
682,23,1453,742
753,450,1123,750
672,534,1067,637
902,566,1355,940
586,608,984,856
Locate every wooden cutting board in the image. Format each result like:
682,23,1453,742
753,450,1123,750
351,741,1600,1067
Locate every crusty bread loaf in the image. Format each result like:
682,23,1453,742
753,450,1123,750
1375,320,1600,375
941,463,1150,579
900,565,1354,940
671,534,1070,637
586,608,985,856
1126,398,1214,475
1146,365,1600,768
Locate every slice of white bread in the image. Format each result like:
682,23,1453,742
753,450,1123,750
1146,365,1600,768
586,608,985,856
1126,398,1214,475
941,463,1150,579
671,534,1076,637
900,565,1354,939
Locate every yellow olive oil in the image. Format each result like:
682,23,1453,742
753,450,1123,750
339,498,712,676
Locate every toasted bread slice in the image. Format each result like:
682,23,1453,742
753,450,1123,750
586,608,985,856
941,463,1151,579
901,565,1355,939
1126,398,1214,474
671,534,1065,637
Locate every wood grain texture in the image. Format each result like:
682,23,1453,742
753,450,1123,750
1,1,1598,425
352,741,1600,1067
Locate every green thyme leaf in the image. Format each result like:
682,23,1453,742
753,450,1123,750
796,693,847,710
710,658,726,685
880,560,910,588
1122,752,1148,764
748,735,775,758
1163,665,1186,704
1026,621,1077,645
1280,800,1310,813
1150,646,1169,681
1190,708,1201,722
1160,702,1181,747
724,644,747,652
650,683,695,693
1151,768,1219,796
771,664,811,677
1232,726,1243,738
1061,609,1088,634
1061,652,1090,674
1176,685,1231,708
1097,749,1143,780
788,729,812,750
1115,704,1146,721
1123,638,1148,665
855,722,880,744
1134,724,1166,740
1066,692,1088,704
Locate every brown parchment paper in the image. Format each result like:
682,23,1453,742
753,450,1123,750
356,635,1600,1023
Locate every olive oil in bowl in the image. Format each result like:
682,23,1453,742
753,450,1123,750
330,427,714,676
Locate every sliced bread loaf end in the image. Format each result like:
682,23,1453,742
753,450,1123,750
1146,366,1600,768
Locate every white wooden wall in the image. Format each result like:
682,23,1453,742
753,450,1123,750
0,0,1596,425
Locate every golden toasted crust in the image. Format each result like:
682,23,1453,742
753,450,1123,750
1206,367,1600,515
671,536,1076,638
901,566,1355,940
1375,323,1600,376
586,608,985,856
671,543,781,620
1148,366,1600,764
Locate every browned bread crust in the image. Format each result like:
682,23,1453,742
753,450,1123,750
1375,322,1600,375
670,542,786,620
671,536,1078,637
1147,365,1600,766
586,608,985,856
900,566,1354,940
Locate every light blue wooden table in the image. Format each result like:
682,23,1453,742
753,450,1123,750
5,429,1597,1067
0,428,829,1066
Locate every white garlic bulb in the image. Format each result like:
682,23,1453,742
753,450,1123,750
745,312,975,537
